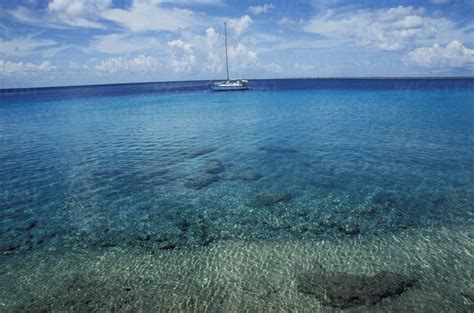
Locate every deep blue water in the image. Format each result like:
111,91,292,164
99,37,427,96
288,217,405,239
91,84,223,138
0,79,473,252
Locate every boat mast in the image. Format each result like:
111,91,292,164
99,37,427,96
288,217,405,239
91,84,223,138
224,22,230,81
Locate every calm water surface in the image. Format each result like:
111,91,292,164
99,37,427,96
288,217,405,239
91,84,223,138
0,79,473,312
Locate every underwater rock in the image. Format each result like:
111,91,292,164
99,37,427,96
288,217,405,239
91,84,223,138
204,159,225,174
197,224,213,246
351,205,376,216
320,219,338,229
396,221,410,229
257,146,297,153
154,237,178,250
253,191,292,206
137,234,151,241
155,241,177,250
36,227,61,243
0,240,20,253
14,220,38,232
185,147,218,159
98,235,120,248
224,171,263,181
371,191,401,208
338,224,361,235
177,219,191,232
184,174,219,190
184,218,216,247
297,269,417,308
19,235,34,252
292,222,325,235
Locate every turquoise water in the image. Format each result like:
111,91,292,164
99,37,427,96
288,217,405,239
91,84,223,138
0,79,473,311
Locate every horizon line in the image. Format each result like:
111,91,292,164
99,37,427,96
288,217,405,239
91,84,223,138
1,76,473,91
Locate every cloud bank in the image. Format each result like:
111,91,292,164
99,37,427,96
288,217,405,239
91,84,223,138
404,40,474,69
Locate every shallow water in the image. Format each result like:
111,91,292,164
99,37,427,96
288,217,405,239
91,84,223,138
1,79,473,311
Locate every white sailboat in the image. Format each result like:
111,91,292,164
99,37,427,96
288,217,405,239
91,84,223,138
209,22,249,91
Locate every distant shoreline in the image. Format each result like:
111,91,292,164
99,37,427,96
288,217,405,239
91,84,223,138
1,76,473,92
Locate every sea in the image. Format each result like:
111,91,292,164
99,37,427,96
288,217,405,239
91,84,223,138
0,79,473,312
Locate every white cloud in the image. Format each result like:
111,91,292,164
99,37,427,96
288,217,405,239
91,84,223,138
204,27,223,73
228,15,253,36
9,7,55,29
170,26,282,77
101,0,200,32
206,51,221,72
248,3,274,15
95,55,160,74
229,43,257,65
263,62,283,73
392,15,424,29
68,61,90,71
91,34,159,54
47,0,111,28
303,6,455,51
0,37,57,56
228,43,282,73
168,39,196,73
0,60,56,76
295,63,315,72
10,0,111,29
403,40,474,69
10,0,217,31
168,39,193,53
205,27,220,49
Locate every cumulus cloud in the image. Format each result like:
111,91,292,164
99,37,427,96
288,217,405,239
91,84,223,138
204,27,223,73
228,43,282,73
205,27,220,49
228,15,253,36
304,5,454,51
168,39,196,73
248,3,274,15
178,26,282,76
95,55,160,74
0,60,56,76
91,34,159,54
229,43,257,65
403,40,474,69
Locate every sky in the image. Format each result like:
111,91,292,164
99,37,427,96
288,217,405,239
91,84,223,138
0,0,473,88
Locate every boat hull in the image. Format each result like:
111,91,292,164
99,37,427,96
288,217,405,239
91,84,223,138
210,85,249,91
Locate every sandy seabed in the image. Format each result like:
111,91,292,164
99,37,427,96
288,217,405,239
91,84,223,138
0,223,473,312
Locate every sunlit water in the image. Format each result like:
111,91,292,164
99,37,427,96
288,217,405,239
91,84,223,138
1,79,473,311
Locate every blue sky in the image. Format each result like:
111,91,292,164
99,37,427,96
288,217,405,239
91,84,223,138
0,0,473,88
